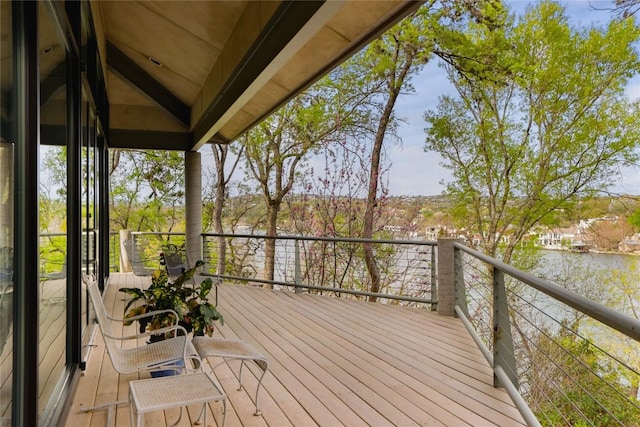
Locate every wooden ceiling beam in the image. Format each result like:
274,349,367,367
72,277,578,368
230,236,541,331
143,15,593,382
106,41,191,128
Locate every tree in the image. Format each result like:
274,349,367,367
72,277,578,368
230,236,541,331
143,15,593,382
589,218,635,251
609,0,640,17
424,1,640,263
203,142,244,276
331,0,504,301
335,8,435,301
284,137,372,293
529,327,640,427
109,149,185,235
424,5,640,421
242,85,346,284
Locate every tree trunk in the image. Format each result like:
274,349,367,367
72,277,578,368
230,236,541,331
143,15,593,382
362,37,414,302
211,142,244,277
264,203,279,288
363,84,402,302
363,134,382,301
214,174,225,276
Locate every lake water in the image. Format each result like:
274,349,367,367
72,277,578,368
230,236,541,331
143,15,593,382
536,250,639,303
540,249,640,270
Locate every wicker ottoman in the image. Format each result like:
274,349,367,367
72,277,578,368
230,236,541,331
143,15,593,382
192,336,269,416
128,372,226,427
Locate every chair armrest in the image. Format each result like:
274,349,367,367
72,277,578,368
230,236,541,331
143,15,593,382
103,323,189,341
110,308,179,324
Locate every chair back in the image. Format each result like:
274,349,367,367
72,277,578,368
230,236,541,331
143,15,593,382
85,279,122,366
123,240,140,262
123,240,152,276
161,244,187,280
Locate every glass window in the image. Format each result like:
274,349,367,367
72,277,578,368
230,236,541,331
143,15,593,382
0,2,14,422
81,91,97,343
39,2,68,417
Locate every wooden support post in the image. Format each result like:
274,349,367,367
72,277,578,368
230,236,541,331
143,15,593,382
493,268,518,389
437,238,460,316
119,229,132,273
185,152,202,267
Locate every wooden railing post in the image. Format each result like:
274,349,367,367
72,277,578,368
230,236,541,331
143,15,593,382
493,268,518,389
454,245,468,318
437,238,460,316
430,245,437,311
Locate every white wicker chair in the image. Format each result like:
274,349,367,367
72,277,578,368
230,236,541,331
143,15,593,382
122,240,155,277
83,278,201,423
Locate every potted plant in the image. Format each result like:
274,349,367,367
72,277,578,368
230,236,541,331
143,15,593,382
119,260,224,340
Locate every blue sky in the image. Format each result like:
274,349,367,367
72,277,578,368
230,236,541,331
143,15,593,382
204,1,640,197
387,0,640,196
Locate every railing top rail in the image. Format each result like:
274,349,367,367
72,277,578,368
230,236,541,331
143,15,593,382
202,232,437,247
130,231,186,237
453,241,640,342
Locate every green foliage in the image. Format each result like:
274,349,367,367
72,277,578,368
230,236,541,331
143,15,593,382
119,261,223,337
109,149,185,233
40,235,66,274
628,209,640,231
531,329,640,427
424,0,640,262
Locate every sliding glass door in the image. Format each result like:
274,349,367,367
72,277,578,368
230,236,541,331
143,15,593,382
38,1,69,417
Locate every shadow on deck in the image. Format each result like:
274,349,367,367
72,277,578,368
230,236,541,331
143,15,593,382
65,273,526,426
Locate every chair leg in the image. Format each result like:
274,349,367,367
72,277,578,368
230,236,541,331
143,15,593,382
254,365,268,416
129,389,137,427
169,406,184,427
237,360,246,391
195,403,206,425
222,399,227,427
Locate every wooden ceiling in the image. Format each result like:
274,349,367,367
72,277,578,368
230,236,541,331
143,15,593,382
95,1,421,151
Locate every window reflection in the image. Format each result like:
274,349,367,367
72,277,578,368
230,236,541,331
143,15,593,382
39,1,68,418
0,1,14,422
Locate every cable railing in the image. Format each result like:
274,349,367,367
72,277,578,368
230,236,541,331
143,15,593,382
452,241,640,427
201,233,438,307
109,231,640,425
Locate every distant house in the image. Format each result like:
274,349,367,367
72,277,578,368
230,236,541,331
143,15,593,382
536,227,579,249
424,225,460,240
618,234,640,253
425,226,442,240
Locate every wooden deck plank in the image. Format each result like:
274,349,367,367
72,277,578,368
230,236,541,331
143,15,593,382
233,287,446,426
286,291,525,425
65,273,528,427
301,292,505,392
219,296,361,426
300,293,491,378
220,287,405,427
237,286,521,426
260,290,476,425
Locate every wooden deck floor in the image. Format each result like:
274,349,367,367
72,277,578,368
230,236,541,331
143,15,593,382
65,273,526,427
